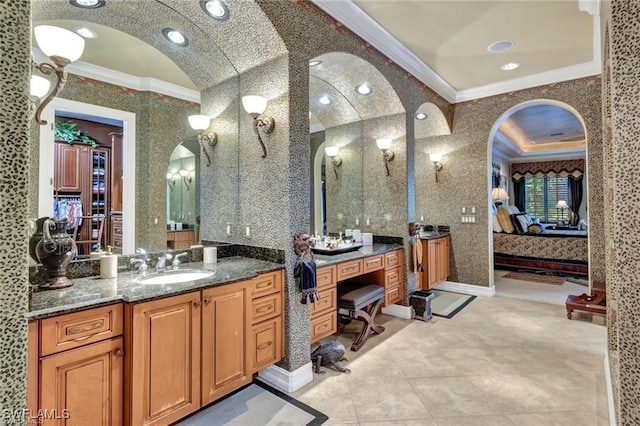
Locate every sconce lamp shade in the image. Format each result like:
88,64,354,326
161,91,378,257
166,172,174,179
325,146,339,157
492,187,509,201
241,95,267,115
376,138,392,150
188,114,210,130
30,75,51,98
556,200,569,209
34,25,85,63
429,153,442,163
179,169,190,177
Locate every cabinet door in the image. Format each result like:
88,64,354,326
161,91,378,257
129,292,201,426
437,237,449,283
427,240,439,289
28,321,38,417
54,143,87,192
201,283,251,405
249,316,283,373
40,337,124,426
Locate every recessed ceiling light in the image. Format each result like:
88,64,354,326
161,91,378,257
318,95,331,106
355,83,372,95
162,28,189,47
500,62,520,71
309,60,322,67
487,40,514,53
415,112,427,120
200,0,229,21
531,141,537,144
69,0,105,8
74,27,97,39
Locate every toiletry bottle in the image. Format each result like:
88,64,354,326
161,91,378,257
100,245,118,279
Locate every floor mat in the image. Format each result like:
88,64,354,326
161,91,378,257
502,271,566,284
430,289,476,318
174,381,327,426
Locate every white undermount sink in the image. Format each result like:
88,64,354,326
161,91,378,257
137,270,214,285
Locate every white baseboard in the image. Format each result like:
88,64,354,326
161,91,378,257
435,281,496,297
258,362,313,393
382,304,413,319
605,352,617,426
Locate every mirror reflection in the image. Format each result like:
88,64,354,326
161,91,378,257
167,140,199,246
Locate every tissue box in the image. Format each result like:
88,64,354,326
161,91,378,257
362,233,373,245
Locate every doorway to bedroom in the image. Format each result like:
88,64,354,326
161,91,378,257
486,100,590,306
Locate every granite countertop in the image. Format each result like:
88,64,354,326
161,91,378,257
28,256,284,320
312,243,404,267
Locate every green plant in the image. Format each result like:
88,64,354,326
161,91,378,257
54,121,99,148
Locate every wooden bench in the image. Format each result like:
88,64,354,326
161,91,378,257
566,290,606,319
338,284,385,351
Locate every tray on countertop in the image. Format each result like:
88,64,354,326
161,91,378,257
311,243,363,255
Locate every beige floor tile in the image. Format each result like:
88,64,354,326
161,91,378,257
434,415,515,425
469,374,562,414
506,410,600,426
360,419,438,426
409,377,499,418
347,378,432,422
291,375,359,425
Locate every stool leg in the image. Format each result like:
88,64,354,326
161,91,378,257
350,297,385,352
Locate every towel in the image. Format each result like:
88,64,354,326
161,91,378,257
295,259,319,304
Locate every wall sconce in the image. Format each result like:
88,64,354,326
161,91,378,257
179,169,192,191
324,146,342,179
188,114,217,167
31,25,86,125
167,172,175,190
241,95,275,159
376,139,395,177
429,153,443,182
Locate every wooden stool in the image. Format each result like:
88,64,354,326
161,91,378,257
566,290,606,319
338,284,385,351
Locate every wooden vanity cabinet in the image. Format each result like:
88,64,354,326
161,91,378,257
126,291,201,426
422,236,450,289
310,265,338,343
248,271,284,372
384,250,404,306
167,230,195,250
37,304,124,426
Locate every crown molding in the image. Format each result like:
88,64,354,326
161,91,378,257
311,0,457,103
312,0,601,104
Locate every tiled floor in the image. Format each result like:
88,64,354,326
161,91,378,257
290,294,608,425
494,269,591,307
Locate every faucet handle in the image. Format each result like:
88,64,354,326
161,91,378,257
172,252,188,268
130,257,149,274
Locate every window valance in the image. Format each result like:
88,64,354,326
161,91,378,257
511,159,584,182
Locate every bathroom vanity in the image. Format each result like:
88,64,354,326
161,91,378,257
27,257,284,426
418,235,450,290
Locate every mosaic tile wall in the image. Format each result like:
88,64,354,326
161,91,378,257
605,1,640,423
0,0,30,417
415,77,604,287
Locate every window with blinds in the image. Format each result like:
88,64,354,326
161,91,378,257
523,176,569,223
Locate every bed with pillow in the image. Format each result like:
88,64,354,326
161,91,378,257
492,205,588,276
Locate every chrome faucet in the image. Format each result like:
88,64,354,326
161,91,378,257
156,253,173,273
130,258,149,276
172,252,188,270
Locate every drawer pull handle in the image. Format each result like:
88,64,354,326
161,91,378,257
257,342,273,350
318,324,328,330
256,306,273,314
256,282,271,289
67,320,104,336
204,297,212,305
193,300,202,308
114,349,125,358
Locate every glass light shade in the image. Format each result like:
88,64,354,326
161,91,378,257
325,146,339,157
30,75,51,98
241,95,267,115
179,169,190,177
34,25,85,62
429,153,442,163
556,200,569,209
376,139,392,150
492,187,509,201
166,172,174,179
188,114,210,130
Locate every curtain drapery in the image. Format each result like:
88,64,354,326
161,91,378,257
568,176,584,225
512,178,526,212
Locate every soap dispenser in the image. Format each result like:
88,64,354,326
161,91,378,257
100,245,118,279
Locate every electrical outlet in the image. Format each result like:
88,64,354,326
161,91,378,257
245,226,251,238
461,207,466,214
153,217,158,225
420,215,424,222
471,206,477,214
226,224,231,236
366,217,371,226
355,217,360,226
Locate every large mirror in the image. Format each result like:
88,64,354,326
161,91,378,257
30,1,240,258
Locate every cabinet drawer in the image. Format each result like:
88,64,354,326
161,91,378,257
385,266,402,287
311,310,337,343
251,292,282,324
385,250,403,268
169,240,191,250
249,317,282,373
310,287,336,317
363,255,384,273
336,259,363,281
175,231,193,241
385,285,402,306
166,232,176,241
41,304,123,356
251,271,282,298
316,265,336,290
